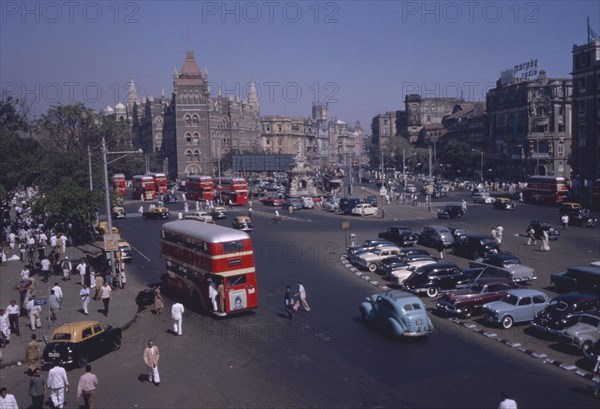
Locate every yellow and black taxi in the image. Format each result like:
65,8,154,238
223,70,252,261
97,222,120,238
117,240,133,262
232,215,253,232
211,205,227,220
42,320,122,368
493,197,516,210
142,206,171,220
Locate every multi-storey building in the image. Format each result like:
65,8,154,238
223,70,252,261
486,70,573,180
260,103,364,169
371,112,397,147
570,35,600,203
404,95,464,142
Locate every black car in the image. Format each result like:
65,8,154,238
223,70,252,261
437,205,464,219
531,294,600,335
42,321,122,368
453,234,499,260
366,195,378,207
566,209,597,228
378,226,418,247
378,252,435,276
527,221,560,240
493,198,516,210
551,264,600,294
402,262,483,298
163,193,178,204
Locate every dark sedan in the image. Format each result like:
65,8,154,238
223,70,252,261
453,234,499,260
42,321,122,368
531,293,600,335
402,262,483,298
527,221,560,240
437,205,464,219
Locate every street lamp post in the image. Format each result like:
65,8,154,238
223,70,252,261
403,150,417,185
102,137,143,281
472,149,484,182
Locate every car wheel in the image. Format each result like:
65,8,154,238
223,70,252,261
426,286,439,298
359,307,367,321
77,352,89,368
582,340,593,353
368,263,377,272
461,306,473,319
501,315,513,329
111,335,122,351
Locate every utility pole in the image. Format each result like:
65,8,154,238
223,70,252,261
428,146,432,179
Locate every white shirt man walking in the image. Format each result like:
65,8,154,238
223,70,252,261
47,362,69,409
171,300,184,336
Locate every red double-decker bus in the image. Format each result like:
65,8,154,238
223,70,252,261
111,173,127,196
147,172,168,194
132,175,156,200
186,175,214,201
524,176,569,205
161,220,258,316
217,177,248,205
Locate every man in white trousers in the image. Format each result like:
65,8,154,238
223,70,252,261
171,300,184,336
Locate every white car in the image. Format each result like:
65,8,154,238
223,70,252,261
472,192,496,204
183,211,214,223
357,245,401,272
390,259,438,285
352,203,378,216
405,184,417,193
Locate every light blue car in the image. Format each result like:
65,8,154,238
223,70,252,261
483,288,549,329
359,290,434,337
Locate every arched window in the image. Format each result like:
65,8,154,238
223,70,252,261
186,150,193,161
185,115,191,126
194,150,200,161
193,133,200,145
192,114,199,125
185,133,192,144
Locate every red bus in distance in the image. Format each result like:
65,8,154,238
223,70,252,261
186,175,214,201
111,173,126,196
147,172,168,195
524,176,569,205
217,177,248,206
132,175,156,201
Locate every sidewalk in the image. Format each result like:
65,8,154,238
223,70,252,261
0,242,144,369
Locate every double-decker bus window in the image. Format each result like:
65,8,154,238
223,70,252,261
227,274,247,287
223,240,244,253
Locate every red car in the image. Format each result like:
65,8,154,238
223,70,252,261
436,277,520,318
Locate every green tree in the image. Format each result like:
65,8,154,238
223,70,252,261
442,140,475,177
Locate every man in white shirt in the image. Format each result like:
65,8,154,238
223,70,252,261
52,282,63,305
27,297,41,330
40,257,51,283
498,391,517,409
171,300,184,336
47,362,69,409
6,300,20,337
0,387,19,409
100,282,112,316
77,260,87,286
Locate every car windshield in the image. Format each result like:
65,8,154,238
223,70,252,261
548,300,570,311
52,333,72,341
503,293,519,305
470,283,483,292
437,228,450,233
481,238,495,245
502,258,521,266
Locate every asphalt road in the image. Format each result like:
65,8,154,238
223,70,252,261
1,190,598,408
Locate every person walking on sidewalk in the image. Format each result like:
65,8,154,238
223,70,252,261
27,296,41,331
143,340,160,386
47,362,69,409
561,213,569,230
6,300,20,337
61,256,72,281
100,282,111,316
171,300,184,336
498,391,517,409
153,286,164,315
77,259,87,286
77,364,98,409
26,334,41,373
29,367,46,409
80,284,90,315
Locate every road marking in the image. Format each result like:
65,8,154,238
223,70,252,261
131,245,151,262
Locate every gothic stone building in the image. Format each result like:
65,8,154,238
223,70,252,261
131,52,261,179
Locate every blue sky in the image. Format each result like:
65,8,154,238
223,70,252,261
1,1,598,131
